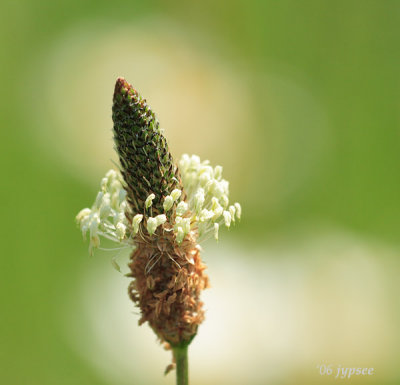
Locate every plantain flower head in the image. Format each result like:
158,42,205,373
75,77,242,356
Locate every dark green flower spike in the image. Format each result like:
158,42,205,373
112,77,182,215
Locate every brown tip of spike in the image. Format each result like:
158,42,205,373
114,77,137,100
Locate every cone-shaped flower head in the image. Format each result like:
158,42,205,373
76,77,242,361
113,77,182,215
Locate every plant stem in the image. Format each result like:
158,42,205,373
174,345,189,385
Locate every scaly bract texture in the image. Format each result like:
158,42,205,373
112,77,182,215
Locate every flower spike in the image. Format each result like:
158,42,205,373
76,77,242,380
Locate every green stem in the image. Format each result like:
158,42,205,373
174,345,189,385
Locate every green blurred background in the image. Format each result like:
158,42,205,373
1,1,399,384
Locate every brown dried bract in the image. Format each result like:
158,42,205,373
128,229,209,347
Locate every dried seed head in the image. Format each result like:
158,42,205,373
128,232,209,347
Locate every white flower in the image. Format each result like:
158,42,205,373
229,205,236,222
199,209,214,222
214,165,222,180
77,155,242,255
163,195,174,212
223,211,232,228
145,193,155,209
113,212,124,225
214,223,219,241
100,177,108,191
89,235,100,256
95,191,104,208
76,169,132,254
194,188,205,214
210,197,223,220
106,169,117,179
176,201,188,216
171,189,182,201
220,194,229,208
234,203,241,220
212,205,223,221
199,172,211,186
118,188,127,203
116,222,126,240
176,227,184,244
182,218,191,234
132,214,143,234
177,154,242,241
190,155,200,168
146,217,158,235
89,213,100,237
156,214,167,226
76,208,91,223
99,195,111,218
147,214,166,235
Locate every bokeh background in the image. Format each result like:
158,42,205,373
1,1,399,384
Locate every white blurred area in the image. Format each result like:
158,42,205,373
63,230,399,385
28,17,331,213
28,18,251,186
